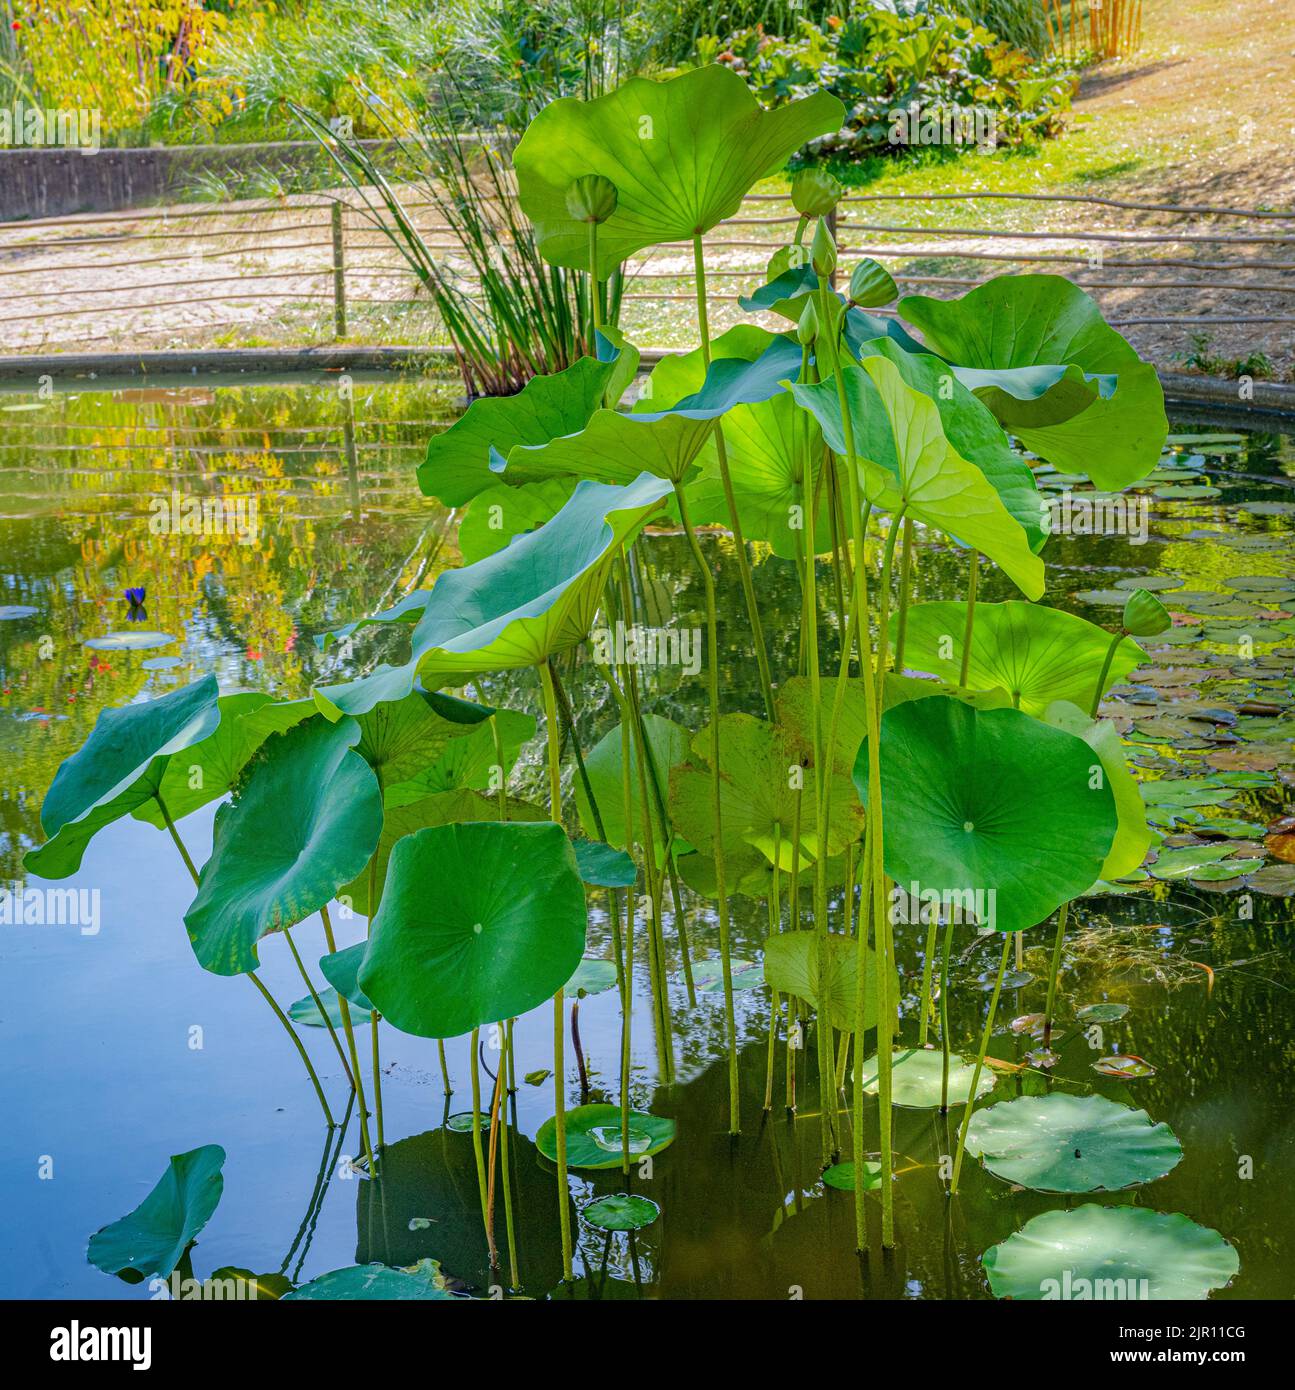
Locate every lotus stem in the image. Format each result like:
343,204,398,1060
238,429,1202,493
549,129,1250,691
283,925,354,1089
588,221,602,337
764,821,783,1112
539,658,575,1281
1091,629,1125,718
917,916,939,1048
154,792,336,1129
873,506,906,701
851,825,873,1252
364,805,387,1152
939,915,956,1113
951,931,1012,1194
571,999,590,1104
894,517,915,670
1042,900,1070,1049
672,479,741,1134
320,904,373,1166
370,1013,385,1151
692,232,775,723
469,1026,497,1270
959,552,979,688
498,1019,520,1289
437,1040,453,1096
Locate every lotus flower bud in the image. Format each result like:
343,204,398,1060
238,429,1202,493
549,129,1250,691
796,297,819,346
565,174,618,224
791,167,843,219
1121,588,1171,637
810,216,837,277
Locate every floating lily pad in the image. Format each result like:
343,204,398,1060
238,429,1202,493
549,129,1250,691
860,1047,996,1109
566,957,619,998
1248,862,1295,895
1150,843,1248,881
0,604,38,619
84,631,177,651
283,1260,455,1301
1076,1003,1129,1023
692,957,764,993
1093,1054,1156,1078
581,1193,660,1232
445,1112,489,1134
982,1206,1238,1301
965,1093,1182,1192
141,656,182,671
536,1103,675,1170
822,1161,883,1193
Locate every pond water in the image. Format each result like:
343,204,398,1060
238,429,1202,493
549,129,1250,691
1,375,1293,1300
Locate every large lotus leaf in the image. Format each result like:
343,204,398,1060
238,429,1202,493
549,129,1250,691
574,713,691,853
856,336,1048,552
87,1145,225,1281
340,787,545,916
860,1047,996,1109
1045,700,1153,880
418,335,636,506
788,356,1044,599
899,276,1168,489
856,697,1117,933
762,930,877,1032
315,589,433,655
513,65,844,279
283,1260,455,1301
670,713,865,869
982,1206,1239,1301
535,1102,675,1170
183,717,383,976
965,1093,1183,1192
384,708,536,807
359,821,586,1038
318,942,376,1013
26,676,220,878
633,325,780,413
319,476,674,684
896,600,1143,717
457,478,577,563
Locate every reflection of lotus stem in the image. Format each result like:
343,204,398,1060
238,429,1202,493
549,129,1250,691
788,787,803,1109
155,792,336,1127
1091,629,1124,718
959,552,978,687
539,658,575,1280
468,1025,497,1269
571,999,589,1103
764,822,783,1111
939,917,956,1112
894,517,914,670
951,932,1012,1193
692,232,775,722
498,1019,520,1289
616,665,636,1174
283,925,354,1088
365,804,386,1154
1042,900,1070,1048
672,479,741,1133
917,918,939,1048
851,824,872,1251
320,904,372,1167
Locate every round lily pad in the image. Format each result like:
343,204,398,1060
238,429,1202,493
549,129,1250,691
1093,1054,1156,1078
565,957,619,998
581,1193,660,1231
445,1112,489,1134
1076,1003,1129,1023
965,1093,1182,1193
982,1206,1238,1301
83,631,177,651
1248,862,1295,895
860,1047,996,1109
536,1103,675,1170
692,957,764,993
0,605,38,620
141,655,183,671
822,1160,882,1192
283,1260,455,1301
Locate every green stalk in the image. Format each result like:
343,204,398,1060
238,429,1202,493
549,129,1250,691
951,932,1012,1193
320,904,373,1167
692,233,774,723
672,480,741,1133
1090,629,1125,718
939,916,956,1112
469,1025,496,1269
365,805,386,1153
539,659,575,1281
498,1019,520,1289
282,926,353,1089
959,552,979,688
917,916,939,1048
763,821,783,1112
894,517,915,671
1042,901,1070,1049
155,792,335,1128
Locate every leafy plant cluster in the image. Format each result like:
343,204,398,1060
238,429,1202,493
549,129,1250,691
30,64,1246,1301
703,0,1077,165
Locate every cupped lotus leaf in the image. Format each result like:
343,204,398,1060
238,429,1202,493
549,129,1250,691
670,713,865,869
574,714,692,854
340,788,545,916
965,1092,1182,1192
1045,700,1154,880
319,942,376,1012
496,406,715,487
1123,587,1172,637
896,600,1143,717
581,1193,660,1232
738,260,820,321
899,275,1168,489
676,845,783,899
385,707,535,806
788,356,1044,598
458,479,576,563
536,1103,675,1170
26,675,220,878
418,336,636,506
321,475,674,683
860,1048,995,1108
856,336,1048,552
566,957,619,997
283,1260,455,1301
513,64,844,279
573,839,637,888
183,716,383,976
762,929,877,1032
87,1145,225,1281
848,257,898,308
633,325,781,412
289,984,372,1029
359,821,586,1038
983,1205,1239,1302
856,697,1118,933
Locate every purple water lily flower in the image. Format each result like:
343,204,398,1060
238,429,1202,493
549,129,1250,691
124,586,146,606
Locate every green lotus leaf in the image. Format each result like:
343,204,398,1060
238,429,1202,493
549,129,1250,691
965,1092,1183,1192
860,1047,996,1109
856,336,1048,552
183,716,383,976
458,478,576,563
692,957,764,992
320,475,674,682
496,406,715,487
675,844,786,899
788,356,1044,598
87,1145,225,1281
288,984,373,1029
670,713,865,869
319,942,376,1012
822,1160,883,1192
762,929,877,1032
848,257,898,308
899,275,1168,489
565,956,619,997
896,600,1143,717
1149,842,1248,881
359,821,586,1038
203,1268,292,1300
535,1102,675,1170
574,713,692,854
283,1260,455,1301
513,64,844,279
26,675,220,879
580,1193,660,1232
340,788,545,916
418,336,636,507
384,707,535,806
982,1206,1239,1301
856,697,1118,933
1044,701,1154,880
1122,587,1172,637
738,260,819,321
572,839,637,888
